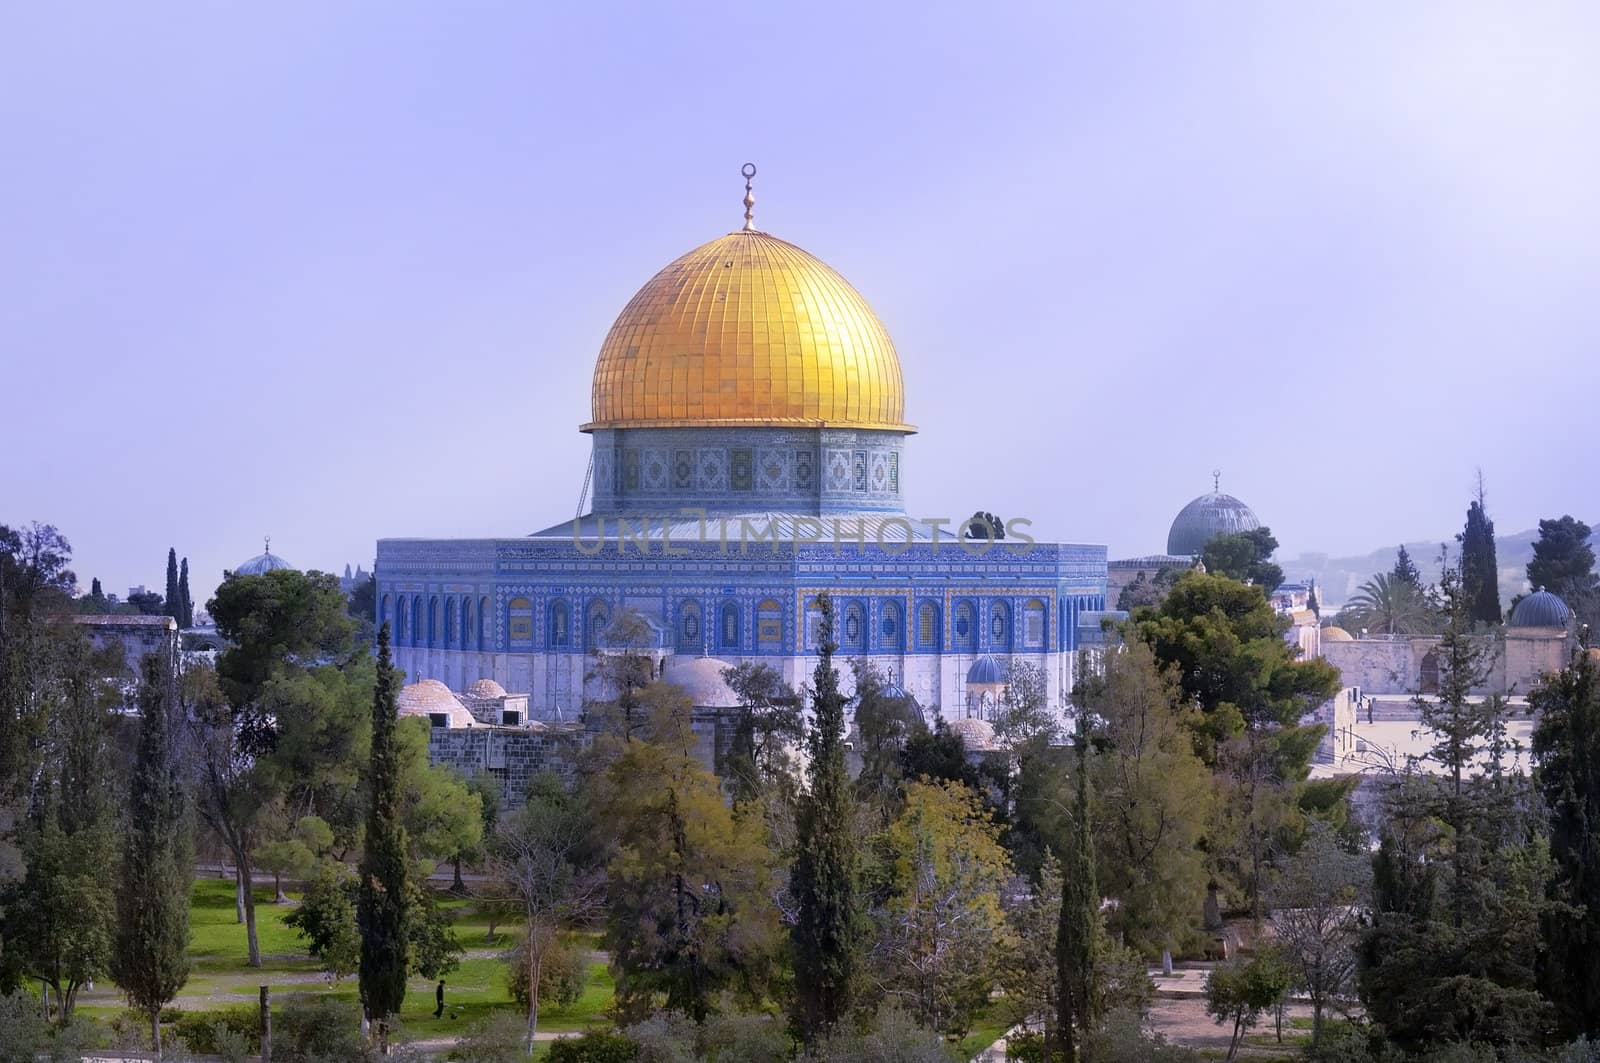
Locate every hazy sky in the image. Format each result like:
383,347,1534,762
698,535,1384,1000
5,2,1598,602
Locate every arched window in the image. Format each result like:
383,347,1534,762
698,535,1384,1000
428,596,441,646
917,601,939,650
548,600,569,647
412,597,423,646
757,599,783,651
444,598,456,648
390,595,402,640
953,600,976,652
989,601,1011,652
509,597,533,645
479,596,491,649
1023,599,1046,649
679,601,702,651
461,597,473,651
585,599,611,651
804,599,824,651
720,602,741,650
842,602,865,652
879,602,903,652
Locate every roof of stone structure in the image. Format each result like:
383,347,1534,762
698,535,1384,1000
396,679,479,728
947,716,998,752
464,678,508,699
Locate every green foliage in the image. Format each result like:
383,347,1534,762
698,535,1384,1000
274,992,372,1063
1533,648,1600,1037
1116,566,1179,612
851,658,921,821
1058,714,1099,1057
358,623,411,1029
1081,1008,1204,1062
798,1005,949,1063
1344,572,1442,636
1530,515,1599,627
508,934,588,1010
870,778,1014,1035
171,1004,260,1056
719,660,802,805
1392,545,1425,592
407,877,465,980
1205,950,1292,1062
165,548,181,624
395,718,484,870
451,1012,531,1063
0,991,50,1063
791,592,864,1039
546,1030,641,1063
178,557,194,628
1272,821,1370,1048
209,567,357,706
1202,526,1285,592
696,1012,792,1062
110,654,193,1043
1078,640,1212,957
1458,495,1503,626
283,860,361,980
597,681,780,1022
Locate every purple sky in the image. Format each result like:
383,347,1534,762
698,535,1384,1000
4,2,1598,602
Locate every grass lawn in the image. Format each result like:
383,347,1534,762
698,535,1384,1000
955,1001,1013,1059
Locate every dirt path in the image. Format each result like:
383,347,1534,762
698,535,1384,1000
1148,996,1316,1056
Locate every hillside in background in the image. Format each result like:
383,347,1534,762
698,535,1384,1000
1287,520,1598,609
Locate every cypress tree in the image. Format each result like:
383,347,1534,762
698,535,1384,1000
90,577,104,602
358,623,410,1048
1056,709,1098,1058
177,558,193,628
791,593,861,1040
1458,498,1502,626
164,548,180,623
110,654,192,1058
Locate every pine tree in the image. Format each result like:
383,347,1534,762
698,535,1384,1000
1457,485,1502,626
164,548,180,623
177,558,193,628
1533,648,1600,1037
1391,545,1424,592
110,654,192,1058
358,623,410,1048
791,593,861,1040
1056,709,1098,1058
90,577,104,602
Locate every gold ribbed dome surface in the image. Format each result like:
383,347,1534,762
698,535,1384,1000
585,230,910,431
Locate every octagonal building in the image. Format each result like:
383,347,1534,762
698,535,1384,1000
375,179,1109,722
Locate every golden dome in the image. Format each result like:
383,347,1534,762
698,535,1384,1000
585,230,911,432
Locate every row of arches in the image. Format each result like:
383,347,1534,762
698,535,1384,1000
383,591,1055,655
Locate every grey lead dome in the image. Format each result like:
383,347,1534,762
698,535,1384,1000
1167,491,1261,557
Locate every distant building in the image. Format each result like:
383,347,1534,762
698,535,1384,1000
72,614,178,709
1106,478,1262,606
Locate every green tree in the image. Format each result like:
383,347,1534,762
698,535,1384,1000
1204,950,1292,1062
1001,853,1064,1056
1392,544,1425,591
1116,567,1179,612
254,814,332,903
491,773,602,1052
719,659,802,806
1344,572,1440,636
164,548,180,624
127,589,164,615
792,593,864,1040
394,721,483,873
1270,821,1369,1049
1056,711,1098,1060
1078,640,1212,963
283,860,361,981
851,659,921,823
357,623,410,1048
595,681,779,1022
1529,516,1598,628
1533,647,1600,1037
870,779,1014,1036
178,558,193,628
110,655,193,1058
1202,527,1284,593
1458,487,1503,626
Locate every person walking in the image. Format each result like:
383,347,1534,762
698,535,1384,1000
434,979,446,1019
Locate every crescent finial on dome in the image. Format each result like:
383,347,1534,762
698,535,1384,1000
741,163,757,232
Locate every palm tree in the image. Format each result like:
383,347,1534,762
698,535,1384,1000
1344,573,1440,635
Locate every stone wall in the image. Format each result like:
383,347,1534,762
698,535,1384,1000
1321,638,1422,695
426,726,590,808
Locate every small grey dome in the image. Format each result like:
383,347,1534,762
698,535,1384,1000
663,656,740,709
235,550,295,576
967,654,1005,686
1509,589,1572,629
1167,490,1261,556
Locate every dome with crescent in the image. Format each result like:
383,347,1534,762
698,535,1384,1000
585,229,910,432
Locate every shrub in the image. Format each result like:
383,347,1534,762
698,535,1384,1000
508,936,589,1011
453,1012,532,1063
698,1012,790,1063
801,1006,948,1063
173,1003,259,1055
1082,1009,1202,1062
624,1013,698,1063
546,1029,641,1063
274,993,371,1063
0,992,49,1063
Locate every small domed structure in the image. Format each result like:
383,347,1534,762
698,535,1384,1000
967,654,1005,686
465,678,508,699
1322,626,1354,642
1167,478,1261,557
947,716,998,753
1510,589,1572,629
396,679,478,728
663,656,739,709
235,537,295,576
